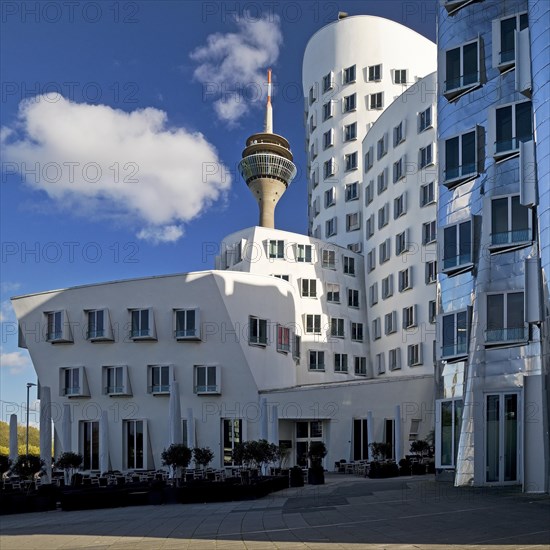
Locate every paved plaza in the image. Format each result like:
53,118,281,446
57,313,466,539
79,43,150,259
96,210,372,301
1,474,549,549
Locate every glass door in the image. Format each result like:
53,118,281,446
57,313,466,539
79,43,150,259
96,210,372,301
485,393,520,484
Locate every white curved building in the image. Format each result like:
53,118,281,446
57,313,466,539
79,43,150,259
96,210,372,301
302,14,436,248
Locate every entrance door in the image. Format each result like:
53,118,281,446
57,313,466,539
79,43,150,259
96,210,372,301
485,393,520,484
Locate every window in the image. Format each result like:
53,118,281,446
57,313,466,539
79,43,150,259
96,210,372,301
353,418,369,461
366,214,375,239
369,92,383,110
394,193,407,219
486,292,527,344
324,187,335,208
420,181,435,206
249,316,268,346
103,365,131,396
376,353,385,375
345,152,358,171
494,101,532,158
419,107,432,132
323,71,334,92
87,309,111,340
343,255,355,275
377,134,388,159
379,238,391,264
365,181,374,205
490,195,531,250
343,93,356,112
385,311,397,335
310,141,317,161
344,122,357,141
61,366,88,397
444,0,481,14
124,419,145,470
367,249,376,272
372,318,381,340
437,399,463,469
80,421,99,470
443,129,478,186
305,314,322,334
174,308,200,340
325,217,337,237
389,348,401,371
323,158,335,179
326,283,340,303
403,305,417,329
46,310,72,343
148,364,170,394
426,260,437,284
377,168,388,194
393,69,407,84
348,289,359,308
343,64,356,84
309,350,325,371
407,343,423,366
493,13,528,68
323,129,333,149
354,356,367,376
368,64,381,81
420,143,434,168
301,279,317,298
382,274,394,299
330,317,345,338
273,274,290,282
399,267,413,292
309,112,317,132
441,309,470,359
311,168,319,188
429,300,437,324
322,101,333,121
351,322,364,342
296,244,313,263
444,39,480,98
308,84,317,105
396,229,409,255
369,283,378,306
393,157,405,183
268,239,285,259
296,421,323,466
393,121,405,146
378,203,389,229
223,419,242,465
194,365,220,394
292,334,301,360
441,220,473,274
423,221,436,245
345,182,359,201
365,146,374,171
322,249,336,269
334,353,348,373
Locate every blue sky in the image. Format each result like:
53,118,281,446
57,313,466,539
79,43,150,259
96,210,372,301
0,0,436,421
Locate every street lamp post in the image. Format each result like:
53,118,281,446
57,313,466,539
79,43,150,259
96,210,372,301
26,382,37,457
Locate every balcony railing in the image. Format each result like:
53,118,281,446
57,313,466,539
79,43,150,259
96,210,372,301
175,329,198,339
249,336,268,346
87,329,105,339
63,386,81,396
130,329,153,338
444,72,479,94
491,229,530,247
47,331,63,341
105,386,124,394
442,341,468,359
148,384,169,394
444,162,476,183
443,253,473,271
495,136,531,156
194,385,220,394
485,326,528,344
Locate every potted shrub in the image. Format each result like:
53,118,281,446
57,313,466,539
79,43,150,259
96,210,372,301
55,451,82,485
193,447,214,472
410,440,432,475
307,441,327,485
161,444,192,485
11,455,44,481
289,465,304,487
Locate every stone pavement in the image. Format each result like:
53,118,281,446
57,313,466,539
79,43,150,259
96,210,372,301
1,474,549,549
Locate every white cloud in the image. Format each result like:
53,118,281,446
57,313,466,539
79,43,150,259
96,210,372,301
1,95,231,243
137,224,184,244
190,12,283,125
0,350,31,375
0,300,15,323
0,282,21,295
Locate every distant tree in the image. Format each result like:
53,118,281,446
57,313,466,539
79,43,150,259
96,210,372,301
193,447,214,469
11,455,44,480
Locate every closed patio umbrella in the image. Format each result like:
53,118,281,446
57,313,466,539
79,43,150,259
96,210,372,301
367,410,374,461
62,403,71,453
394,405,402,462
9,414,18,463
168,381,183,446
260,398,268,440
99,410,110,474
39,386,52,483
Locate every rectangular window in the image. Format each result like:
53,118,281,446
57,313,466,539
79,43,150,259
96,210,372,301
369,283,378,306
494,12,529,68
343,255,355,275
87,309,107,340
396,229,409,256
368,64,382,81
309,350,325,371
382,274,394,299
345,287,359,308
366,214,375,239
389,348,401,371
442,220,473,274
345,152,358,171
495,101,532,157
343,93,356,112
175,308,200,339
305,314,322,334
420,181,435,206
103,365,130,395
426,260,437,284
309,112,317,132
80,420,99,470
377,134,388,159
292,333,301,360
490,195,531,250
323,128,334,149
344,122,357,141
444,39,480,97
372,317,381,340
429,300,437,324
149,364,170,394
385,311,397,334
367,249,376,272
322,249,336,269
296,244,313,263
330,317,345,338
323,101,333,121
376,353,385,375
345,181,359,201
354,356,367,376
273,274,289,282
377,168,388,194
486,292,526,344
444,129,478,185
308,84,317,105
394,193,406,219
437,399,463,468
393,69,407,84
268,239,285,259
378,203,389,229
310,141,318,161
369,92,383,110
323,71,334,92
403,305,417,329
351,322,364,342
399,267,413,292
62,367,82,397
249,316,268,346
393,121,405,146
124,419,145,469
343,64,356,84
326,283,340,303
311,169,319,188
334,353,348,373
223,419,242,465
46,310,72,343
420,143,434,168
419,107,432,132
130,308,155,339
393,157,405,183
365,181,374,205
324,187,336,208
379,238,391,264
407,343,423,366
194,365,220,394
441,309,469,359
325,217,337,237
353,418,369,461
423,221,437,245
301,279,317,298
323,158,335,179
365,146,374,172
